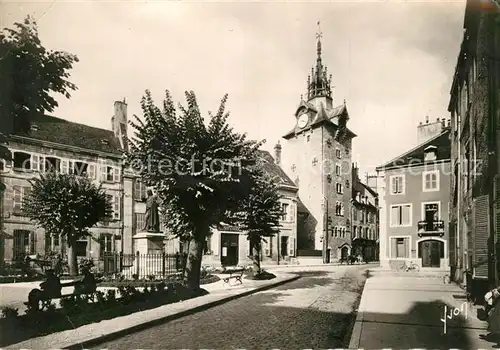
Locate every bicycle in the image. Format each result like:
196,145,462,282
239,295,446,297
398,260,420,272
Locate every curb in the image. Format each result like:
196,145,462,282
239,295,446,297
64,274,300,349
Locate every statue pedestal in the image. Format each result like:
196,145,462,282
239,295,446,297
133,232,165,255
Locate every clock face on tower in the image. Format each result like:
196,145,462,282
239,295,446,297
297,113,309,129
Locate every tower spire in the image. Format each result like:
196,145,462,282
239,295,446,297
307,21,332,101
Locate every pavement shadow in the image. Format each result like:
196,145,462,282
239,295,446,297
358,299,497,349
91,289,359,349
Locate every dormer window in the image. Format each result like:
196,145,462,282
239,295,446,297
30,124,39,131
101,139,109,145
424,145,437,161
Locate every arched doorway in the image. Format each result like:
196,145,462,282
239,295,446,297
418,239,444,268
341,246,349,260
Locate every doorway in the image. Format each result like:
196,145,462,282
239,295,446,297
419,239,444,267
280,236,288,257
221,233,239,266
341,246,349,259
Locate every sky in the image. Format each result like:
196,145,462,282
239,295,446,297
1,0,466,181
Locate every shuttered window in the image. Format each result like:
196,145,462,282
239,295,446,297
472,195,489,279
289,237,295,256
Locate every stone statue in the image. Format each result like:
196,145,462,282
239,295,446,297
143,189,160,232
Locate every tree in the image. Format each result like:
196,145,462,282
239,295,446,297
0,15,78,134
22,173,112,276
128,90,262,290
236,168,282,276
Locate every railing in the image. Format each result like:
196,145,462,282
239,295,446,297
98,252,187,280
417,220,445,236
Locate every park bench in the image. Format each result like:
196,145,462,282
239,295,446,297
24,275,100,311
222,268,245,285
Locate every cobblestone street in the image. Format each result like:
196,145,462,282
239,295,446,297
93,265,368,349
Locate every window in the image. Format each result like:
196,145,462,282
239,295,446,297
390,237,409,258
335,201,341,216
334,227,338,238
135,213,146,232
45,232,60,252
307,135,310,142
353,208,358,220
13,229,34,260
13,185,31,214
45,157,61,173
346,179,350,188
336,149,341,159
73,161,89,176
424,146,437,162
107,194,121,220
390,175,405,194
336,183,343,194
423,170,439,191
0,160,4,172
281,203,289,221
422,202,440,222
13,152,31,171
75,240,87,257
134,179,148,201
353,225,357,237
312,157,318,166
335,164,341,176
390,204,412,227
101,166,120,182
99,233,113,258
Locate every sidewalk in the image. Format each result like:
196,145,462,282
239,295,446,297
348,273,495,349
4,272,299,350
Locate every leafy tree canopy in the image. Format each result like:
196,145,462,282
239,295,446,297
127,90,263,241
234,166,283,243
0,15,78,134
22,172,112,241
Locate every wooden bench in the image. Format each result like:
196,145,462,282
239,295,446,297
24,279,99,311
222,268,245,285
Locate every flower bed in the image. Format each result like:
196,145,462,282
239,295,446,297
0,282,208,347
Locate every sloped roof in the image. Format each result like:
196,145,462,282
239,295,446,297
12,114,123,155
283,102,356,139
376,128,451,170
256,150,297,189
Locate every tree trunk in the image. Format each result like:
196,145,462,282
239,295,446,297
67,237,78,276
250,235,261,276
183,236,204,290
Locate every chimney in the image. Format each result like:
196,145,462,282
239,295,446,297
417,115,444,145
274,141,282,166
113,99,128,150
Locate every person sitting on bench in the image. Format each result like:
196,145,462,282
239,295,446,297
40,269,62,298
74,267,97,294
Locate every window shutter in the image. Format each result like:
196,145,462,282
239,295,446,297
246,238,250,257
113,168,120,182
473,195,490,279
264,238,271,256
88,164,96,179
211,231,220,256
114,195,120,219
289,237,295,256
30,231,36,254
391,238,397,258
61,159,68,174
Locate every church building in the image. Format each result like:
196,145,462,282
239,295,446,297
282,25,357,262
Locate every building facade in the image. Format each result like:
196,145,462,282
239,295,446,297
282,27,356,262
448,0,500,288
0,100,130,268
164,148,299,267
376,119,451,271
351,164,379,262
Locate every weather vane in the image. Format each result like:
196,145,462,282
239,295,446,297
316,21,322,40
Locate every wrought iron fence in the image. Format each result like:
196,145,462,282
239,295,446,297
98,252,188,280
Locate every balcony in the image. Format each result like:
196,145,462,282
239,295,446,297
417,220,445,237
